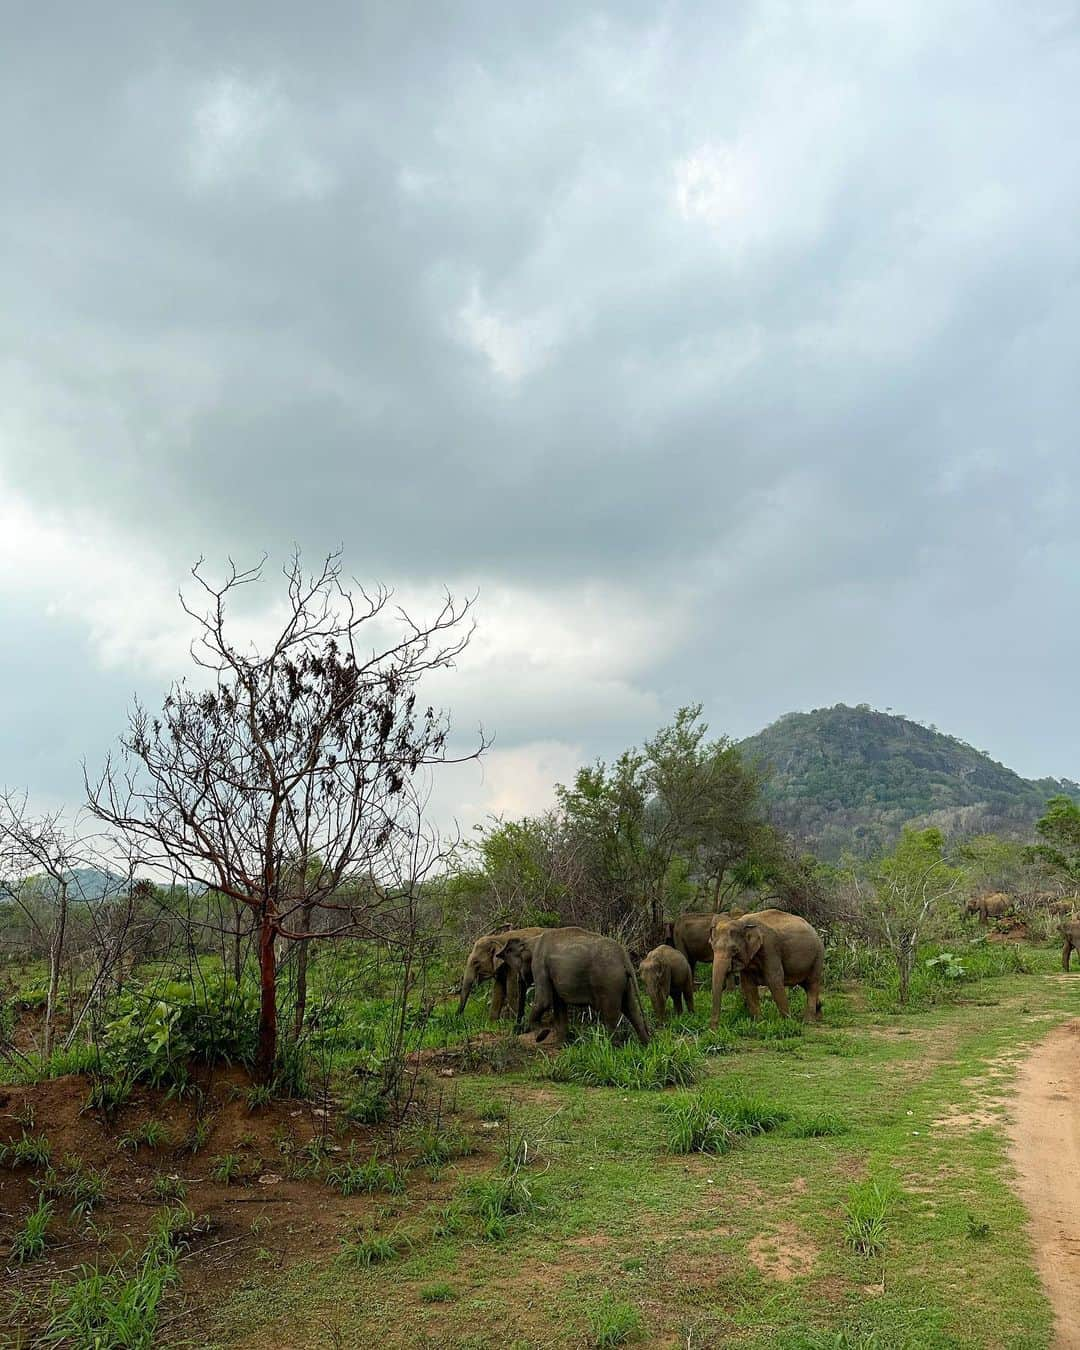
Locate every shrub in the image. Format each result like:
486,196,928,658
102,978,258,1090
843,1179,898,1256
547,1030,704,1090
665,1087,789,1155
343,1088,389,1125
588,1295,643,1348
10,1196,54,1263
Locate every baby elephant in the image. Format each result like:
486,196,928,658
639,945,695,1024
1062,918,1080,972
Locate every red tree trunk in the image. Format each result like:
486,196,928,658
256,912,277,1082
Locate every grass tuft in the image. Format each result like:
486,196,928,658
665,1086,790,1155
547,1029,704,1090
588,1294,643,1347
843,1179,898,1257
10,1196,54,1263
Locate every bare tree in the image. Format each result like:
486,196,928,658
0,795,119,1058
86,551,484,1080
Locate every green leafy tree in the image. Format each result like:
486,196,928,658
858,827,961,1005
1029,795,1080,888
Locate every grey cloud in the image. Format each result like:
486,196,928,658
3,0,1080,801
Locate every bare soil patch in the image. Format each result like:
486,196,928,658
747,1222,818,1282
1007,1017,1080,1349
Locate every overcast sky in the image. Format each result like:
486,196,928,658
2,1,1079,831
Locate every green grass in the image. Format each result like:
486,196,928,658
43,1251,177,1348
2,1132,52,1168
665,1086,790,1154
546,1028,705,1089
325,1147,407,1197
843,1179,899,1257
587,1294,642,1347
10,1196,54,1263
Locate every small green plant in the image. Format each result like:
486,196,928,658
665,1087,789,1155
420,1282,455,1303
588,1294,642,1348
410,1120,473,1167
184,1114,214,1155
84,1074,134,1117
787,1110,851,1138
926,952,966,979
14,1101,37,1130
43,1249,178,1347
245,1084,273,1112
151,1174,188,1203
10,1196,54,1263
431,1196,468,1239
339,1228,404,1267
474,1096,506,1122
843,1179,897,1257
42,1160,108,1220
966,1213,991,1240
209,1152,244,1185
326,1147,406,1197
3,1132,52,1169
118,1119,170,1152
465,1163,537,1241
148,1204,208,1257
344,1089,389,1125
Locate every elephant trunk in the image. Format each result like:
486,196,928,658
457,969,477,1014
710,951,730,1028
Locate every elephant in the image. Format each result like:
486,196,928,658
709,909,824,1027
666,909,746,980
457,928,544,1024
496,926,650,1046
966,893,1011,923
639,945,694,1024
1062,918,1080,972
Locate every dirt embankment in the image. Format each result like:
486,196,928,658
1007,1017,1080,1350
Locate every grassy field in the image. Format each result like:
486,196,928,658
196,945,1078,1350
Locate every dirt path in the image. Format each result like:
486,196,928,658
1008,1016,1080,1349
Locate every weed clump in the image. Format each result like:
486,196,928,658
547,1029,704,1090
588,1294,643,1347
10,1196,54,1263
843,1178,899,1256
665,1086,789,1155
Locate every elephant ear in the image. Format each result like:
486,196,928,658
741,922,765,960
492,943,509,962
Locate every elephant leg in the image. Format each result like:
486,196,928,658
684,980,695,1014
623,986,651,1046
549,995,570,1045
651,989,667,1024
739,973,761,1019
671,988,683,1016
1065,940,1075,973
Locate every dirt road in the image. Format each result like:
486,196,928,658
1008,1017,1080,1349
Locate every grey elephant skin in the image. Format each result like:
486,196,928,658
640,945,694,1024
709,909,824,1027
497,927,650,1046
457,928,544,1024
966,894,1011,922
1062,918,1080,971
667,909,746,977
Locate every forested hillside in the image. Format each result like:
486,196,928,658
741,703,1080,858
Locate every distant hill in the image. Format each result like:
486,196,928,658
740,703,1080,860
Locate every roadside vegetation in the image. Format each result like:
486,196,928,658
2,551,1078,1347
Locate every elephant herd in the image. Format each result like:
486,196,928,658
457,909,826,1044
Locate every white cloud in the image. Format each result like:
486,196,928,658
456,285,565,384
188,74,335,200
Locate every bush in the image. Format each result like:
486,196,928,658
102,978,258,1090
843,1179,898,1256
547,1030,704,1090
665,1087,789,1155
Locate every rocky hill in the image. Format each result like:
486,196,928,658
740,703,1079,859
